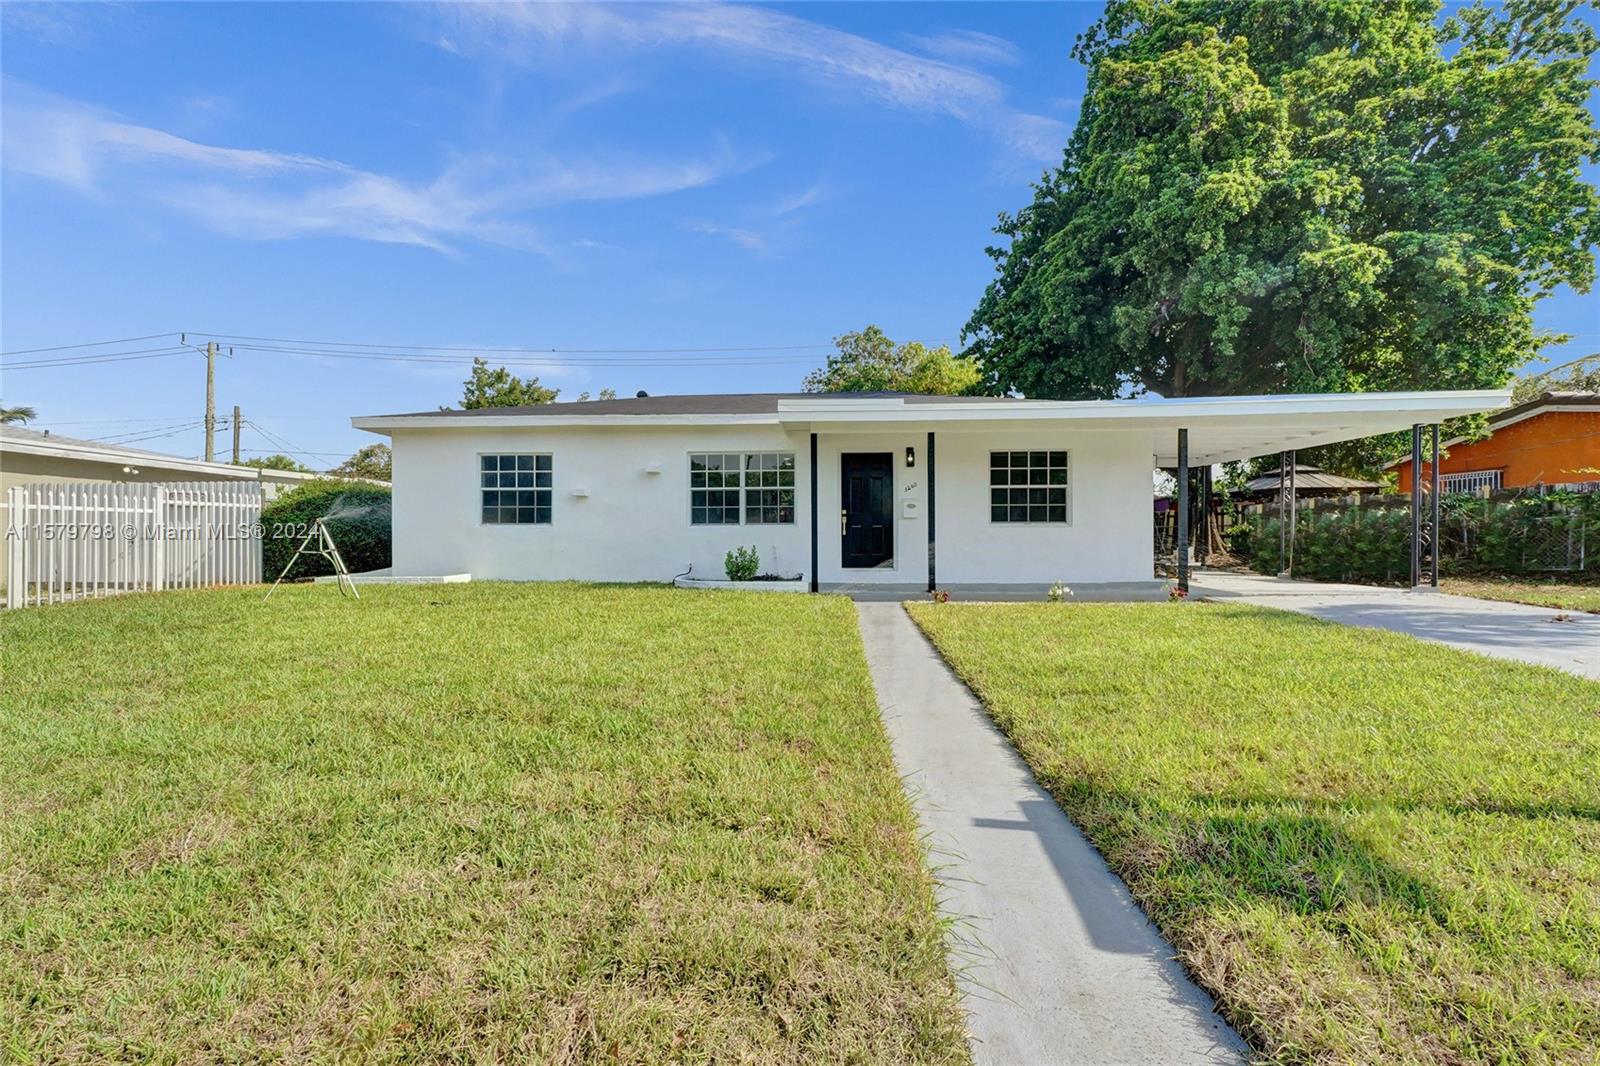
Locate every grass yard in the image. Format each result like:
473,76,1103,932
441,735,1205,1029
1,584,968,1064
1442,576,1600,614
908,601,1600,1065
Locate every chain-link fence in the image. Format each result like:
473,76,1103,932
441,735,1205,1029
1227,485,1599,584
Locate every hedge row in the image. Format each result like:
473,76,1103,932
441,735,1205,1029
1231,492,1600,584
262,480,391,581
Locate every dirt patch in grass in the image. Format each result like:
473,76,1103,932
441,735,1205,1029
0,584,968,1063
908,600,1600,1065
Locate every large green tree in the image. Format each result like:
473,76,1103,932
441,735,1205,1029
804,326,985,394
1512,351,1600,401
454,358,559,409
966,0,1599,414
331,443,393,482
237,454,313,473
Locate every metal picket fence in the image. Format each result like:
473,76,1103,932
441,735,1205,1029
4,481,263,608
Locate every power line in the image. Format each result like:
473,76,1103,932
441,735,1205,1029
90,421,207,446
245,418,320,460
0,332,180,356
3,346,196,370
223,342,820,367
196,331,834,355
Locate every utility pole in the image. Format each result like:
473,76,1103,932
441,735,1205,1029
204,340,218,462
232,405,242,465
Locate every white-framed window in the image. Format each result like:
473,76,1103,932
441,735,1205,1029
1441,470,1502,494
990,450,1070,523
481,453,552,524
689,451,796,525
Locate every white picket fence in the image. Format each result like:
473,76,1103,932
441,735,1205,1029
4,481,263,608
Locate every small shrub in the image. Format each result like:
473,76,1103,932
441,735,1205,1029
262,480,391,581
724,545,760,581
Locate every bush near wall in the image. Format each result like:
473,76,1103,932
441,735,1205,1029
262,480,391,581
1232,491,1600,584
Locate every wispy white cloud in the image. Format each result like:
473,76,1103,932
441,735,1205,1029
905,29,1022,68
684,218,767,252
1,80,765,253
771,180,830,216
432,3,1064,162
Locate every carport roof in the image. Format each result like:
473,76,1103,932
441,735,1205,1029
354,389,1510,466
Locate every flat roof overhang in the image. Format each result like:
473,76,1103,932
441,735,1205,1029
354,389,1510,465
772,390,1510,464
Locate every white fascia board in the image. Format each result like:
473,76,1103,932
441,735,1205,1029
352,412,782,434
779,390,1510,426
353,390,1510,444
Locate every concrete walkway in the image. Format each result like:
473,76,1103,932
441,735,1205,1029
1191,572,1600,681
856,603,1246,1066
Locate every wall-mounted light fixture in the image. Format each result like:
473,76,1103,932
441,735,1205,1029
905,446,916,468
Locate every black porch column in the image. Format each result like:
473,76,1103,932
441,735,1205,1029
1430,423,1441,588
1196,465,1211,567
926,431,936,592
809,432,819,593
1410,423,1423,588
1176,429,1189,594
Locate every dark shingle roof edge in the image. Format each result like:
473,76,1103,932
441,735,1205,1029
370,391,1023,419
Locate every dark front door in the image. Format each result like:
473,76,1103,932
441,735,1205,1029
841,452,894,569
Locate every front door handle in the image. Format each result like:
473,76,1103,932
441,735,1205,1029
840,508,848,536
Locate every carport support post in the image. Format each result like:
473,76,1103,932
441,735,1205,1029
1196,465,1211,567
1176,429,1189,595
1430,423,1440,589
926,431,936,592
1412,423,1427,587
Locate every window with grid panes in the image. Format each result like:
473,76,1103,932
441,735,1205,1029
689,452,796,525
480,454,551,524
743,452,796,524
989,450,1069,523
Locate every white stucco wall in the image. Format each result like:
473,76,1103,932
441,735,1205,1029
391,425,813,582
387,423,1157,587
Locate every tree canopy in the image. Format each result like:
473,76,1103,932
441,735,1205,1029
331,443,392,482
1512,352,1600,402
237,454,312,473
804,326,985,395
1,405,37,425
455,358,558,409
966,0,1599,409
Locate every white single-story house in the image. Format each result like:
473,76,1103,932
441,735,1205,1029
351,389,1508,596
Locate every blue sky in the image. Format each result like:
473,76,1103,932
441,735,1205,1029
1,2,1595,468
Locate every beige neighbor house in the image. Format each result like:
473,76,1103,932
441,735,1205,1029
0,425,324,592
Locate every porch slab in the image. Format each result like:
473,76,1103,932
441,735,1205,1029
855,601,1246,1065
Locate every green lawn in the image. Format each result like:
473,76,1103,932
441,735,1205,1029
1442,576,1600,614
907,601,1600,1066
1,584,968,1064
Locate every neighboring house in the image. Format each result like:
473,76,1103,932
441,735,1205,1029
352,389,1505,595
0,425,324,497
1241,465,1383,499
1,425,334,595
1389,391,1600,493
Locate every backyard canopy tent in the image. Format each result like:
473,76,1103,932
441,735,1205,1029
354,389,1509,596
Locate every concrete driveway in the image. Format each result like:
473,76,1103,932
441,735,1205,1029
1190,572,1600,681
